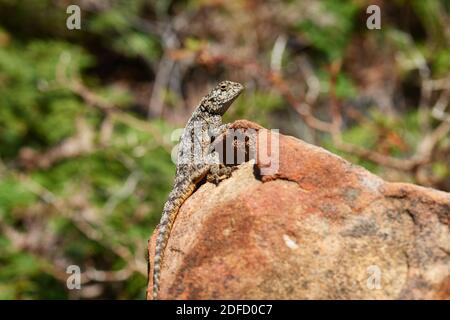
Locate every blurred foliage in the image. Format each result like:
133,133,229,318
0,0,449,299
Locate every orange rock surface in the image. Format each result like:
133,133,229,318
148,120,450,299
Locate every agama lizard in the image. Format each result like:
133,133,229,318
152,80,244,299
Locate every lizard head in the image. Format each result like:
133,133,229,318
201,81,244,115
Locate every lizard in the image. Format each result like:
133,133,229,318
151,80,244,299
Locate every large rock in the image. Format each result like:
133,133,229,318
148,120,450,300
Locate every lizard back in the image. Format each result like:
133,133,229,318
151,81,244,299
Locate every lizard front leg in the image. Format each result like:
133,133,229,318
206,163,237,185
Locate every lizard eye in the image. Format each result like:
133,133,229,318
220,83,228,90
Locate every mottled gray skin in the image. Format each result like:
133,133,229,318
152,81,244,299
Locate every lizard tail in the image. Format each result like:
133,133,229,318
152,181,197,299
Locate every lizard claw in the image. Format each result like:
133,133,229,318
207,164,235,185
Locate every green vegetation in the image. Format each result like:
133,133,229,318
0,0,448,299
